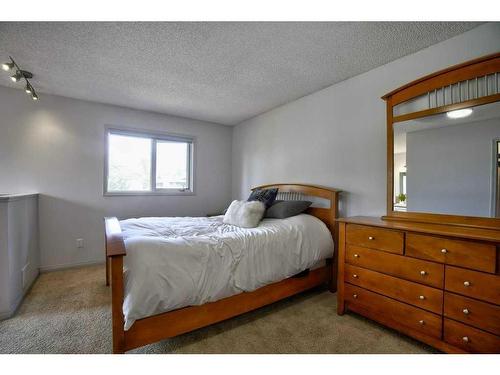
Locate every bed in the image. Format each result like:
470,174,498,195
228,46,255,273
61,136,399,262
105,183,341,353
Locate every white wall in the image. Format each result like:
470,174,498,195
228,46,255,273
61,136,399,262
393,152,406,199
0,87,232,270
406,119,499,217
0,194,39,319
232,23,500,217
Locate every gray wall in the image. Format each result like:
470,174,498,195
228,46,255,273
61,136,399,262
0,87,232,270
406,119,499,217
232,23,500,217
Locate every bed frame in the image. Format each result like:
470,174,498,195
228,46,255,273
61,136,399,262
104,183,341,353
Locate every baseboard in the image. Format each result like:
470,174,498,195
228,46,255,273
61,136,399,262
40,259,105,272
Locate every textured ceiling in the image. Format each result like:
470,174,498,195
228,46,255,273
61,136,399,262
0,22,482,125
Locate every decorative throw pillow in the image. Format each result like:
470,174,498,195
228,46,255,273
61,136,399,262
223,200,266,228
247,188,278,208
265,200,312,219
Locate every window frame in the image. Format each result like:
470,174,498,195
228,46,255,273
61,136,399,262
103,126,196,196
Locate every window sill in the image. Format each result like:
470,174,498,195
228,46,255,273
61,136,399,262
104,190,195,197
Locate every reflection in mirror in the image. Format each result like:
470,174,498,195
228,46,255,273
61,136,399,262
393,101,500,218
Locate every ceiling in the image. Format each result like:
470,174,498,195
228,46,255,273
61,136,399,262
0,22,482,125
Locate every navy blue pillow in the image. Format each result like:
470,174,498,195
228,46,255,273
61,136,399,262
247,188,278,208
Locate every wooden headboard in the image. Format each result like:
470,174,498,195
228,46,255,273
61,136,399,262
251,183,341,234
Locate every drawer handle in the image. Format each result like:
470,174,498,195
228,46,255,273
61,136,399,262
420,270,427,276
463,308,470,315
462,336,469,343
418,320,425,325
353,274,358,278
354,254,360,258
463,281,471,287
419,295,425,300
441,248,448,254
368,236,374,240
353,294,358,299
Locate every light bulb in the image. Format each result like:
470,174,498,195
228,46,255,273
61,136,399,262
2,62,14,71
32,93,39,101
446,108,473,119
25,84,32,94
10,71,22,82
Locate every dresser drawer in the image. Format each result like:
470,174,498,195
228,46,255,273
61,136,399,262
346,224,404,254
345,264,443,314
344,284,442,339
445,266,500,305
406,233,496,273
444,319,500,353
444,292,500,335
346,245,444,288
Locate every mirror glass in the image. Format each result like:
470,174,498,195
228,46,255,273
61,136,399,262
393,101,500,217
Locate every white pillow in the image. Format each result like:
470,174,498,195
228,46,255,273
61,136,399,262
223,200,266,228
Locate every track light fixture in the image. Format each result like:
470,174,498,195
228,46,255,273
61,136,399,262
1,56,39,101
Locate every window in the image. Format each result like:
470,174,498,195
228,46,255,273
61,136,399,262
105,128,194,195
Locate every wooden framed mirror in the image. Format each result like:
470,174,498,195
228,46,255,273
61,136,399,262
382,52,500,229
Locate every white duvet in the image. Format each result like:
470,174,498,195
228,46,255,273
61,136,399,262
120,214,334,330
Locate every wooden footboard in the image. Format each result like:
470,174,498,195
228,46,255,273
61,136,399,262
104,183,340,353
124,264,331,352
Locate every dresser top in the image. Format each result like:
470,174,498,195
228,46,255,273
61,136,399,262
337,216,500,243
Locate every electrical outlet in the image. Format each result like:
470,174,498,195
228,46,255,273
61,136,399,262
76,238,84,248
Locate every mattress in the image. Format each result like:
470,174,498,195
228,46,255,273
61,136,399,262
120,213,334,330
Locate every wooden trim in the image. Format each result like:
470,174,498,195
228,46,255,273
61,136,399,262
393,93,500,123
338,216,500,243
384,212,500,231
382,52,500,103
386,97,394,215
104,217,126,257
111,256,125,354
105,257,110,286
123,265,330,352
384,53,500,229
252,182,341,193
337,222,346,315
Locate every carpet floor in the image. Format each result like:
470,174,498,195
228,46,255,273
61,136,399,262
0,264,437,354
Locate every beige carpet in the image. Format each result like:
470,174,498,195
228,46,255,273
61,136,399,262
0,264,437,354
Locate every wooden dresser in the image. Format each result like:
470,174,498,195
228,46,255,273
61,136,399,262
337,217,500,353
